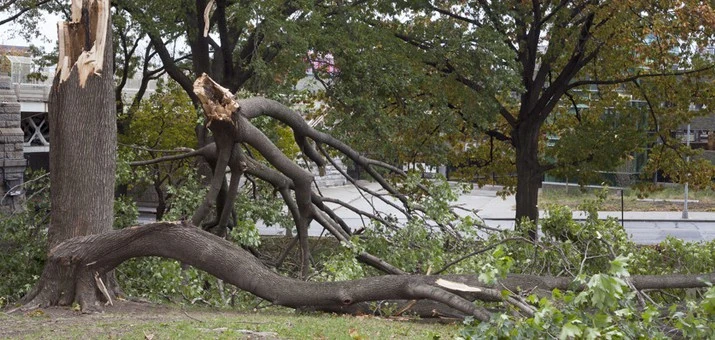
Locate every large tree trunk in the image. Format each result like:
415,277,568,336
513,122,542,237
26,0,117,309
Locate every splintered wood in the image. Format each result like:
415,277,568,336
193,73,240,125
56,0,109,87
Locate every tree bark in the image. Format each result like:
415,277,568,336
29,0,118,308
49,0,115,247
513,122,542,237
192,75,317,277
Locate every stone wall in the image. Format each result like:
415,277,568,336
0,75,27,211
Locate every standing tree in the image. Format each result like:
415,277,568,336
320,0,715,231
24,0,119,308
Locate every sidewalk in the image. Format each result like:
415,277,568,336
472,188,715,222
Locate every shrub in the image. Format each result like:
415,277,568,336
0,170,49,306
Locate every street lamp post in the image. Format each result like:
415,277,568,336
682,124,690,219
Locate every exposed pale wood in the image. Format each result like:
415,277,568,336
57,0,109,87
203,0,215,38
57,22,70,81
94,272,113,306
435,279,482,292
193,73,239,124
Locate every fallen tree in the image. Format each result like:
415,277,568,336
21,221,715,320
132,74,465,277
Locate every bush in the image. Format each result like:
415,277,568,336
0,170,49,306
459,256,715,339
456,198,714,338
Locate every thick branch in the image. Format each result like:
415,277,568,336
239,97,416,206
146,33,199,104
27,222,490,320
567,65,715,90
129,147,208,166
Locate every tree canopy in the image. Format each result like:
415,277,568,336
317,0,715,228
0,0,55,27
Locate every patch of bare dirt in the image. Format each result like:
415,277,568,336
0,300,273,339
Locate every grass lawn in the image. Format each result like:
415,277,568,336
539,185,715,212
1,301,459,339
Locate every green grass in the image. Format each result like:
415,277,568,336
539,186,715,212
1,306,459,339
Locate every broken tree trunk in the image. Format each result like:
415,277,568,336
50,0,114,246
23,0,119,309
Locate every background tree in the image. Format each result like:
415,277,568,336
0,0,52,27
116,0,318,106
320,0,715,231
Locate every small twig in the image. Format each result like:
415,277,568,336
318,144,408,216
434,237,532,275
274,235,299,270
481,286,537,317
321,197,399,231
1,172,49,204
182,309,205,322
392,300,417,317
578,240,591,275
5,305,26,314
119,143,193,153
554,245,575,277
94,272,113,306
648,289,679,302
504,295,537,317
599,238,651,306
